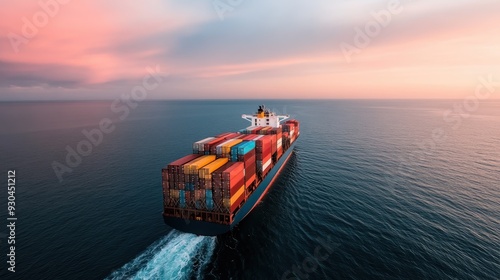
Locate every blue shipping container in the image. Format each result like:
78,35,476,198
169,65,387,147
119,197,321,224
231,141,253,157
206,190,213,210
231,154,238,162
238,141,256,155
184,182,195,191
180,190,186,208
206,190,213,198
230,144,241,156
231,142,246,161
206,199,213,210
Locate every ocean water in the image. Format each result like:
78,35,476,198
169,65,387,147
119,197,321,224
0,100,498,280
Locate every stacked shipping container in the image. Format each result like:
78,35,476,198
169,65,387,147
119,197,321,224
162,154,200,208
212,162,245,213
192,137,215,154
198,158,228,209
162,119,300,225
255,135,272,177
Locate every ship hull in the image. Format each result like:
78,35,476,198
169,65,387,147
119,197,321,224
163,140,297,235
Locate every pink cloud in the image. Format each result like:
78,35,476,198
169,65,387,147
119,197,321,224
0,0,499,99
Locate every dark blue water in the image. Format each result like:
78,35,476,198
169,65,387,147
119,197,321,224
0,100,499,280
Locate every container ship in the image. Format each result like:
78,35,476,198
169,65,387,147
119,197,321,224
162,105,300,235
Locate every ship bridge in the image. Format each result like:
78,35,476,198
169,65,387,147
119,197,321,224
241,105,290,128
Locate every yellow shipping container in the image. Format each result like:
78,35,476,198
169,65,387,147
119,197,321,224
230,185,245,205
170,189,179,199
221,139,243,154
223,185,245,208
183,155,216,174
199,158,229,179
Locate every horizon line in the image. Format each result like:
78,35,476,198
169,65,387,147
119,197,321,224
2,98,500,102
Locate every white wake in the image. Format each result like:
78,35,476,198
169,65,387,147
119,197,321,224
106,230,217,280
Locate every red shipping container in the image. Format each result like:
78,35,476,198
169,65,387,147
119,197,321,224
271,134,277,154
245,161,256,178
277,147,283,158
221,162,244,180
251,127,261,134
240,135,251,140
256,146,272,160
271,127,283,134
240,134,256,141
285,120,300,134
222,133,240,140
245,174,256,190
225,170,244,191
223,174,244,197
245,162,256,176
225,169,244,187
216,132,232,138
244,154,256,168
166,154,200,173
256,135,272,148
276,132,282,144
204,137,226,152
256,137,270,149
262,153,272,165
212,162,238,178
238,148,255,162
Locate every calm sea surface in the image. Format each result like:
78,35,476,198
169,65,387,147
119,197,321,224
0,100,498,280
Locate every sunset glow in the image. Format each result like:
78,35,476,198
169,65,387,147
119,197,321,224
1,0,499,100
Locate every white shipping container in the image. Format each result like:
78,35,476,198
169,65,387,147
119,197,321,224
197,137,215,152
253,135,264,140
193,137,214,151
262,158,272,172
216,139,234,155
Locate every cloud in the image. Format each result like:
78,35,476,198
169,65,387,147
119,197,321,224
0,0,499,99
0,60,90,87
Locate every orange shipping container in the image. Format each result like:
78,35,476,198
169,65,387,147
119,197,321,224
183,155,216,174
199,158,229,179
223,185,245,213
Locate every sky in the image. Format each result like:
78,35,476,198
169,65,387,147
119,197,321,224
0,0,499,100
